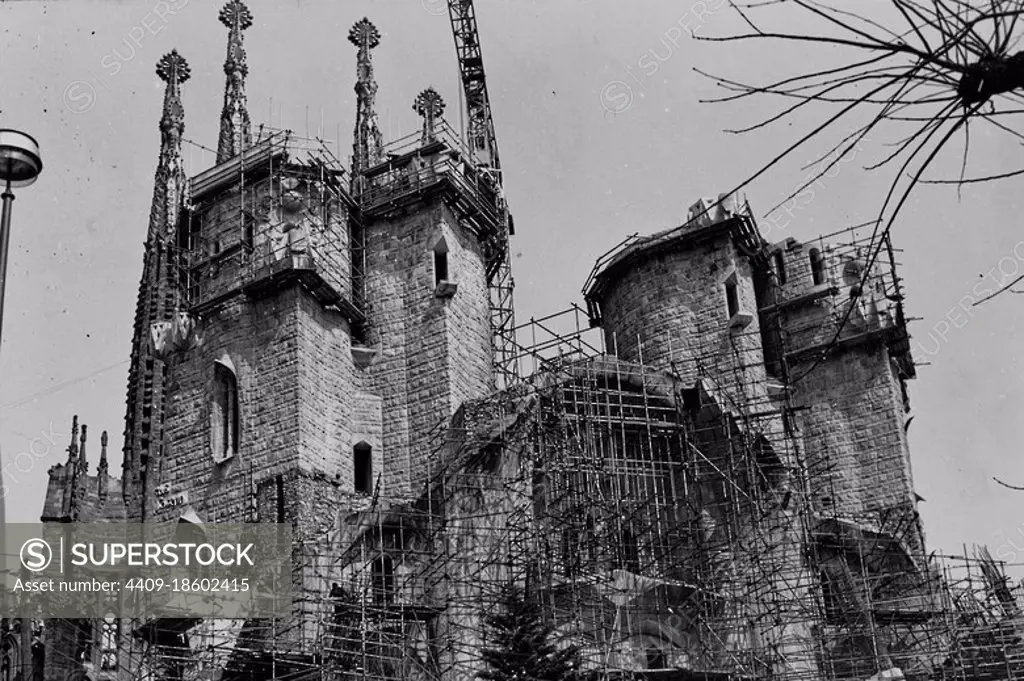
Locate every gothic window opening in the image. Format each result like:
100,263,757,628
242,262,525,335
354,442,372,494
810,248,825,285
100,617,119,671
371,554,395,605
210,360,239,463
433,238,449,286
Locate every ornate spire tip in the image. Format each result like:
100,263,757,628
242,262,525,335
156,50,192,84
414,87,446,117
348,18,380,49
219,0,253,31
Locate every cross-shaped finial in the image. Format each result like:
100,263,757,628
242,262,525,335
348,18,380,49
219,0,253,30
156,50,191,84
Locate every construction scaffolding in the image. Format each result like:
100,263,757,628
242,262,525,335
55,195,1024,681
356,116,516,390
180,128,364,327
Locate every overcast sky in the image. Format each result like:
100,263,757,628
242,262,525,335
2,0,1024,574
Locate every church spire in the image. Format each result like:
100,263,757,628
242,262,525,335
349,18,383,190
216,0,253,163
122,51,191,519
148,50,190,242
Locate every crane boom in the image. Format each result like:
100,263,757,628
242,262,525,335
446,0,517,389
447,0,501,176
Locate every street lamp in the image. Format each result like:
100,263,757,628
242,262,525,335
0,129,41,681
0,129,43,345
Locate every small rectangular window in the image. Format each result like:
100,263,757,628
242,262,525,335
810,248,826,286
434,250,448,286
773,251,787,284
725,279,739,318
354,443,373,494
243,220,255,250
276,474,285,523
371,555,395,605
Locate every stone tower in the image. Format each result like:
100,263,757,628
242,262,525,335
120,9,498,530
584,196,920,546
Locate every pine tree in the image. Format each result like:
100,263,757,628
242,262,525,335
478,584,586,681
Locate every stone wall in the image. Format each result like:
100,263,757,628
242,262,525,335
595,227,772,410
362,201,493,499
156,291,304,523
792,344,918,532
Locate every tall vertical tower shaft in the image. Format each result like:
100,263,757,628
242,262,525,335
121,50,191,519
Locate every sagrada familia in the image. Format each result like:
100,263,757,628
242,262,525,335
4,3,1021,681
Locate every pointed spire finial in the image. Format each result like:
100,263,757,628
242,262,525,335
216,0,253,163
67,415,80,464
155,50,191,135
348,18,381,51
78,424,88,473
349,18,383,185
149,50,190,242
414,87,445,143
97,430,109,502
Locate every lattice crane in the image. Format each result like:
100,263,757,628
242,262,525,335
446,0,518,389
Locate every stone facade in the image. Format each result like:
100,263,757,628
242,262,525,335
586,208,919,550
361,203,493,498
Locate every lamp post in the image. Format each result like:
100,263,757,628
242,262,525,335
0,128,42,681
0,129,43,345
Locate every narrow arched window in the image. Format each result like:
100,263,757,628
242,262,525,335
433,238,449,287
371,555,395,605
354,443,373,494
211,361,239,462
100,617,119,671
810,248,825,286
